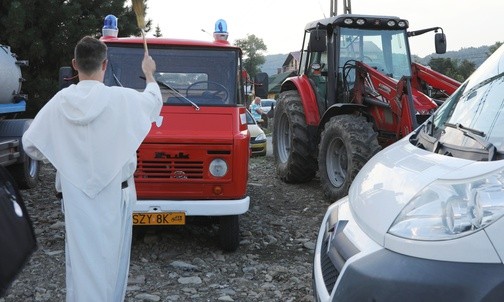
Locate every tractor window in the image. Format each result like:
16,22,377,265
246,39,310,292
339,28,411,81
303,30,329,103
104,46,242,106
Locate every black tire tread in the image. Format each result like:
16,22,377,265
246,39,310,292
219,215,240,252
318,115,381,201
273,90,318,183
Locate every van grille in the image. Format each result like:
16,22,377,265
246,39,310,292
319,218,359,294
320,226,339,292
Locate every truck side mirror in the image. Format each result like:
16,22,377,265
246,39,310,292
308,29,327,52
435,32,446,54
58,67,75,90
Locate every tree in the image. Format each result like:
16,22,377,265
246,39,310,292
487,41,503,57
0,0,152,117
428,57,475,82
234,34,267,79
154,24,162,37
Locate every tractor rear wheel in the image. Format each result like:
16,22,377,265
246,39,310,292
273,90,317,183
318,115,381,201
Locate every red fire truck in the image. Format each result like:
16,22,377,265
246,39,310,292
60,16,250,252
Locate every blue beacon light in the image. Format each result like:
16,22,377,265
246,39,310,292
213,19,229,41
102,15,118,38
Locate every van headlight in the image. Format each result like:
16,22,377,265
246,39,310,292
389,170,504,240
209,158,228,177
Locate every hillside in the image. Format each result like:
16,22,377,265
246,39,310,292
260,54,287,75
260,45,492,76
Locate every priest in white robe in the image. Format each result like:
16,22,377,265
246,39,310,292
22,36,162,302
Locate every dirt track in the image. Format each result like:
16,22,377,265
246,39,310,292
3,149,329,301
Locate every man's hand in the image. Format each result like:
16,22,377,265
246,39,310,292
142,52,156,83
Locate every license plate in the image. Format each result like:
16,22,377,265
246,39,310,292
133,212,185,225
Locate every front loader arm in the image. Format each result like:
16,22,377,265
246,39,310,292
411,62,462,100
353,61,419,139
354,62,406,120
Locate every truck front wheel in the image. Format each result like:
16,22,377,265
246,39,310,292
318,115,381,201
9,151,39,189
273,90,317,183
219,215,240,252
4,119,40,189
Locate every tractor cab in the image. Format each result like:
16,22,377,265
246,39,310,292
300,13,446,115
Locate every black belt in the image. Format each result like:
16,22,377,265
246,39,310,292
56,181,128,200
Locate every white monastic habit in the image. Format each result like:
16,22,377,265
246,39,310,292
22,80,162,302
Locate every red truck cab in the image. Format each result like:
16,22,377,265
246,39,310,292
101,18,250,252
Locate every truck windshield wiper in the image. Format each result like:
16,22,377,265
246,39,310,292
140,77,200,111
444,122,496,160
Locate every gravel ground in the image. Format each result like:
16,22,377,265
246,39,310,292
2,151,329,302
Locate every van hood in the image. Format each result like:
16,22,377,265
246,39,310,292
348,136,504,245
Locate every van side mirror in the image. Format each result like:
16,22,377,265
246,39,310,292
435,32,447,54
58,67,75,90
308,29,327,52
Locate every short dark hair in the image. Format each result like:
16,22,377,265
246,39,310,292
74,36,107,75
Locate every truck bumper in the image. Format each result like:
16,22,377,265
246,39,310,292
134,196,250,216
313,198,504,302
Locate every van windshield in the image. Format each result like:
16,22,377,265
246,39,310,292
104,45,242,106
431,72,504,151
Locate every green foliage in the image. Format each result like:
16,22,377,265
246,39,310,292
154,24,162,37
487,42,503,56
0,0,151,117
428,57,476,82
234,34,267,78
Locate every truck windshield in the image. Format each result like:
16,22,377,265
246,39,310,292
104,46,241,106
339,27,411,80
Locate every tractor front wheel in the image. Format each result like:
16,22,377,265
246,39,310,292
318,115,381,201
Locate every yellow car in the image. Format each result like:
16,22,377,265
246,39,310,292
246,110,267,156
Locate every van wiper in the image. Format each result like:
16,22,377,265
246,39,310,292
444,122,495,160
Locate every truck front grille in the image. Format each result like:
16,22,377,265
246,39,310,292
136,159,204,179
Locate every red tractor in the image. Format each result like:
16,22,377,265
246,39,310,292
273,0,461,200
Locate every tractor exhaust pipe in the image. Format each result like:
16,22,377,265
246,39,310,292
330,0,352,17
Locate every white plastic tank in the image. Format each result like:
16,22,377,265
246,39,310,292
0,45,26,104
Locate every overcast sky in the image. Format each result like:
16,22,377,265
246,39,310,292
145,0,503,57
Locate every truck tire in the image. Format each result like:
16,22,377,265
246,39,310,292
3,119,40,189
273,90,317,183
9,151,39,189
219,215,240,252
318,115,381,201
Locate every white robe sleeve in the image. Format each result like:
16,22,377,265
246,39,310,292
143,82,163,122
22,128,49,163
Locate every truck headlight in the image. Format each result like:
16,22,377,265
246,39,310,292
389,169,504,240
209,158,228,177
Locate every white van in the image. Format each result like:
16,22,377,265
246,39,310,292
312,44,504,301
